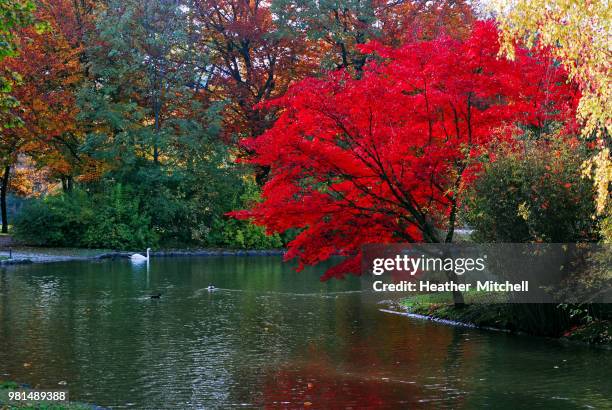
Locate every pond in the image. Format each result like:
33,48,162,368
0,257,610,408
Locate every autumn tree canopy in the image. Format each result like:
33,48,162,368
5,1,601,254
234,22,579,279
3,0,86,189
0,0,36,232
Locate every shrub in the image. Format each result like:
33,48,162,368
82,184,158,249
14,186,157,249
206,216,283,249
200,177,286,249
13,190,93,246
13,170,289,250
463,138,599,243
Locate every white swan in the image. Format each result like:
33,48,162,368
130,248,151,262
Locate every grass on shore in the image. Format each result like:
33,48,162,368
400,293,612,345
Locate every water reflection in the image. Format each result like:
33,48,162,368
0,257,610,409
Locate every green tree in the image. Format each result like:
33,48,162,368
463,137,599,243
78,0,205,238
0,0,35,60
77,0,265,247
271,0,475,71
271,0,378,71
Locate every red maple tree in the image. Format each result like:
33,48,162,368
233,22,579,280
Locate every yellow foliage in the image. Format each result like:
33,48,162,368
491,0,611,231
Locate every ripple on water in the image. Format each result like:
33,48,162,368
0,257,610,409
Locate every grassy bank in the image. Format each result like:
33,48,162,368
400,293,612,345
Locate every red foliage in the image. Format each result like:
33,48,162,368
233,22,579,280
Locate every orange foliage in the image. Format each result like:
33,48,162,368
1,0,99,194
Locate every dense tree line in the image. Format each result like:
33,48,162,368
0,0,607,256
0,0,478,249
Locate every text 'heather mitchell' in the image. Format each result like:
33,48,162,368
372,280,529,293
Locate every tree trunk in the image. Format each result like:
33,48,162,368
153,75,161,165
444,193,463,306
1,165,10,234
441,242,465,307
450,272,466,307
445,199,457,243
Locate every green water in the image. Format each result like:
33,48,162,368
0,257,610,408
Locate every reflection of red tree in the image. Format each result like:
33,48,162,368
260,312,484,408
262,360,410,408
